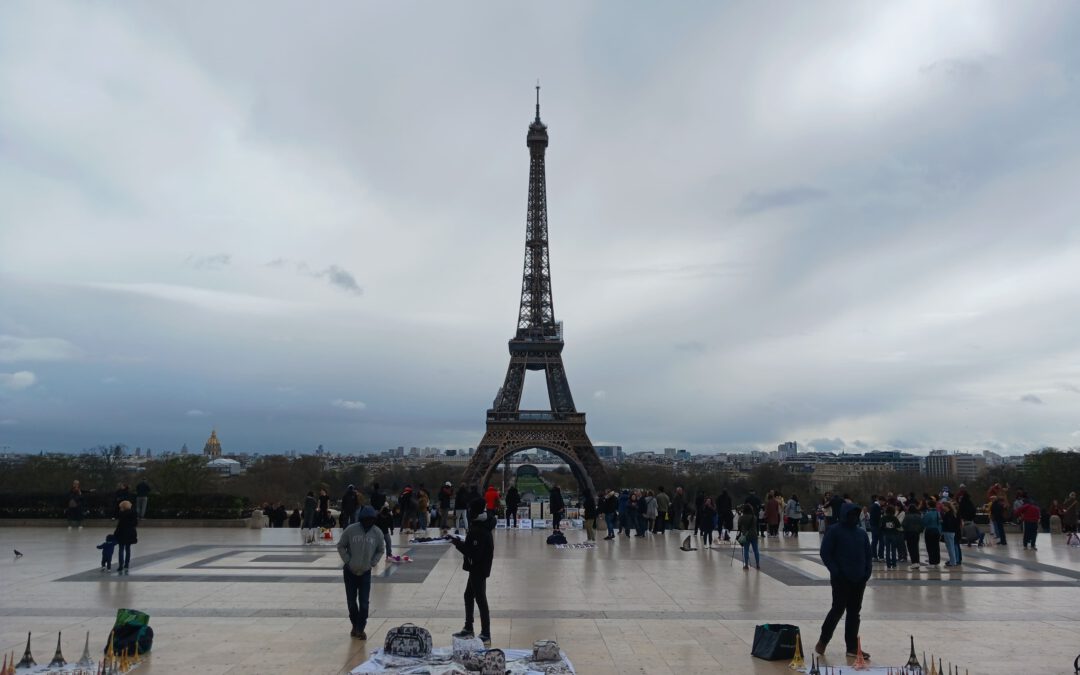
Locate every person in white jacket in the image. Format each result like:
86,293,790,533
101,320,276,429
338,505,385,640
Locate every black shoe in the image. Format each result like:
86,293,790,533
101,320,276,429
478,633,491,645
452,629,475,639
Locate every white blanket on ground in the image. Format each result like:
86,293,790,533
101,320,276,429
553,542,595,550
351,647,575,674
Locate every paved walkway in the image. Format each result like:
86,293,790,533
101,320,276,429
2,526,1077,673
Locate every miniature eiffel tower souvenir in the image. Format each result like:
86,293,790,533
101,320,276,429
16,632,36,668
790,632,806,669
808,654,821,675
48,632,66,667
906,635,921,670
77,630,95,667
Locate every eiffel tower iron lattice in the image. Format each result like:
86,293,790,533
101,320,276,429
462,87,607,497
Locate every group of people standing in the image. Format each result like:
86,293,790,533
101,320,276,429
336,487,496,646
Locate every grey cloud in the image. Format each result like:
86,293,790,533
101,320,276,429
1058,383,1080,394
736,186,827,215
919,58,986,81
674,341,707,353
186,253,231,270
266,259,363,296
806,437,847,453
317,265,363,296
1020,394,1043,405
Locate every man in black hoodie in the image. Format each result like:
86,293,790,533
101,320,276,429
340,485,359,529
455,483,471,534
505,485,521,528
816,502,872,661
450,498,495,645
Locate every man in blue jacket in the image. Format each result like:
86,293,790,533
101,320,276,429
815,502,872,661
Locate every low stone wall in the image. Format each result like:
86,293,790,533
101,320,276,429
0,518,250,528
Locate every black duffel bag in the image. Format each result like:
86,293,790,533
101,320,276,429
751,623,799,660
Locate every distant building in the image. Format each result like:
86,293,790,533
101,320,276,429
664,448,677,458
799,451,921,492
207,457,241,476
925,450,986,483
777,441,798,460
594,445,624,462
675,449,692,461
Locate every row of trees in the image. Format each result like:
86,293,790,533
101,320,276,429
2,447,1076,515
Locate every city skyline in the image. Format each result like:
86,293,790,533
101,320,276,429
3,3,1080,455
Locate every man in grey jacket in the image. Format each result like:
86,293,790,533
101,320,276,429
338,505,385,640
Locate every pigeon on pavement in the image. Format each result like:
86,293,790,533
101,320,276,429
13,549,23,558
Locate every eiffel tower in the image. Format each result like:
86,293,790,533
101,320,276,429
462,87,607,497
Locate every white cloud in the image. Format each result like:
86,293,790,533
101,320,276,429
593,390,607,400
0,336,80,363
332,399,367,411
0,371,37,390
185,409,208,417
82,282,296,315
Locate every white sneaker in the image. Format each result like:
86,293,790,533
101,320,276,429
908,564,920,570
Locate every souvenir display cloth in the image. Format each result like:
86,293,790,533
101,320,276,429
553,542,595,550
408,537,454,545
797,667,916,674
351,647,576,674
17,663,141,674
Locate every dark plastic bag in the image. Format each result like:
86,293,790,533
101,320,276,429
751,623,798,660
104,608,154,656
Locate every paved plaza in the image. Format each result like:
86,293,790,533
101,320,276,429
2,525,1078,674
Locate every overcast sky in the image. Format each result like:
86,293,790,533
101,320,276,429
2,2,1079,456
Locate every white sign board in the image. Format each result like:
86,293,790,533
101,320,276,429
519,519,532,529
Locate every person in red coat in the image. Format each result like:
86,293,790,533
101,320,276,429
483,485,501,521
1016,498,1041,551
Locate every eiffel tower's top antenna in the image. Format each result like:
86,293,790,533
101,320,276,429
535,79,541,123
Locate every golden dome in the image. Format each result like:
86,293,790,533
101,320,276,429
203,429,222,458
